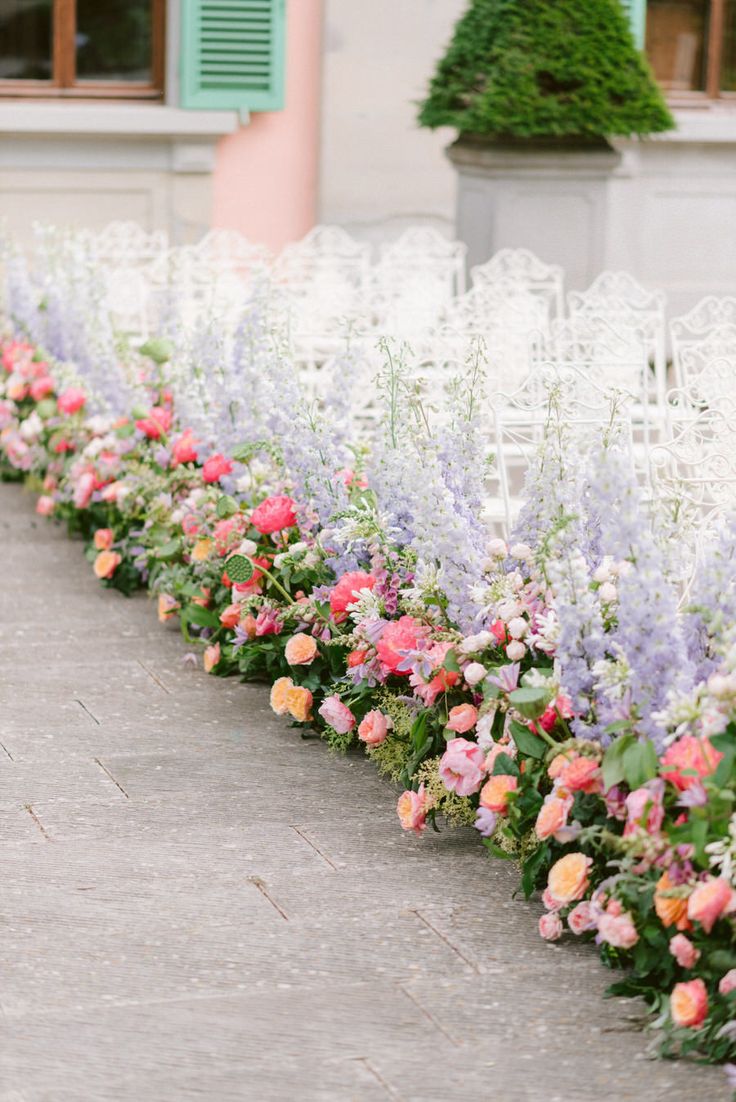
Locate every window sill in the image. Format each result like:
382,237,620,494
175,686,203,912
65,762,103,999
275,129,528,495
656,107,736,143
0,101,244,137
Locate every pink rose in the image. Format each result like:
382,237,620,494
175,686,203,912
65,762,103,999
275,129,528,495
250,494,297,534
718,969,736,995
687,877,736,934
202,453,234,484
447,703,478,734
597,908,639,950
558,756,602,794
30,376,54,402
358,710,391,746
35,495,55,517
93,528,114,551
170,430,199,466
669,934,700,969
135,406,172,439
539,912,563,941
542,887,562,912
57,387,86,415
567,900,597,935
661,735,723,791
73,470,96,509
438,738,486,797
318,694,356,734
329,571,376,619
624,778,665,837
397,784,430,834
376,615,426,675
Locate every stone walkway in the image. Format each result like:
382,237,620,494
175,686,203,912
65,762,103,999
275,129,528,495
0,481,729,1102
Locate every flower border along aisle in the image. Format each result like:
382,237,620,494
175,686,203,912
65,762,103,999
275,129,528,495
1,330,736,1086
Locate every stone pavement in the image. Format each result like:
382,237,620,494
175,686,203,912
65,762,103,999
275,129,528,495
0,481,729,1102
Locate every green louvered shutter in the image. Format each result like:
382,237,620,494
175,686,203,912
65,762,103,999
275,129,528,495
180,0,286,111
620,0,646,49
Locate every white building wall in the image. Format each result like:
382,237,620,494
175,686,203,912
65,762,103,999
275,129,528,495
318,0,465,244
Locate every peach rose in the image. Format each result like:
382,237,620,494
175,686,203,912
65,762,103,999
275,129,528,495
157,593,179,623
270,676,294,716
558,756,602,794
654,871,692,931
219,604,242,629
358,710,392,746
669,934,700,969
397,784,430,834
446,703,479,734
479,774,518,814
661,735,723,791
535,794,574,841
547,852,592,905
286,685,313,723
548,750,576,780
93,550,122,579
670,979,708,1028
687,877,736,934
192,538,213,562
284,632,318,666
93,528,113,551
203,642,220,673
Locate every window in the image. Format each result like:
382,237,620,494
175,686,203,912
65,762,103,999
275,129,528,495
0,0,165,98
645,0,736,98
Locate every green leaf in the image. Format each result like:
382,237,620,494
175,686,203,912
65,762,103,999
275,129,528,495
182,604,219,629
139,337,173,364
225,554,254,583
442,649,461,673
153,538,181,562
521,842,550,899
35,397,57,419
602,733,634,792
622,738,658,789
216,495,238,519
509,719,547,760
492,751,520,778
508,686,548,720
711,731,736,787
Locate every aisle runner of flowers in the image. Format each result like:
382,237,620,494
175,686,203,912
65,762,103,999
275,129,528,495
1,324,735,1085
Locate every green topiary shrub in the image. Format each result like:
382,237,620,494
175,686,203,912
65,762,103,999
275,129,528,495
418,0,674,140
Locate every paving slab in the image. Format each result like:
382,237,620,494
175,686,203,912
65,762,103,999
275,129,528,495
0,481,729,1101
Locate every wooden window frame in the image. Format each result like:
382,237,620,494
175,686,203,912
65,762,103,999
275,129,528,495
0,0,165,100
645,0,736,104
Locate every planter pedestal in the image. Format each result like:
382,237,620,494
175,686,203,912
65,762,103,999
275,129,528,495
447,138,622,290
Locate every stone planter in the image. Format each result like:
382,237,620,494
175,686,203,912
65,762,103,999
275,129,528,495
447,136,622,290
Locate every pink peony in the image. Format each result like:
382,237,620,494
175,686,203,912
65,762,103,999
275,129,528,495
397,784,430,834
624,778,665,837
318,694,356,734
687,877,736,934
718,969,736,995
376,615,426,675
250,494,297,534
202,453,234,484
669,934,700,969
446,703,478,734
539,912,563,941
597,907,639,950
357,710,391,746
438,738,486,797
57,387,87,415
567,901,597,935
661,735,723,791
329,571,376,619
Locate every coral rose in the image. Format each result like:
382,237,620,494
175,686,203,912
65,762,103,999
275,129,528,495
479,774,518,814
357,710,392,746
661,735,723,791
397,784,430,834
202,453,234,484
670,979,708,1028
170,430,198,466
547,853,592,905
219,604,242,629
539,912,563,941
93,550,121,579
558,756,602,794
318,694,355,733
286,685,313,723
535,794,574,841
654,871,692,931
329,571,376,619
250,494,297,534
669,934,700,969
35,494,55,516
93,528,113,551
376,615,426,675
687,877,735,934
284,632,318,666
203,643,220,673
270,676,294,716
439,738,486,797
447,704,479,734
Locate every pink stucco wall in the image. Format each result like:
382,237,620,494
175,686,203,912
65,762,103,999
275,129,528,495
211,0,322,250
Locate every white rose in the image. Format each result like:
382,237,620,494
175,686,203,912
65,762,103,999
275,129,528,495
487,538,508,558
238,538,258,557
509,543,533,562
507,616,528,640
598,582,618,604
506,640,526,661
464,662,487,687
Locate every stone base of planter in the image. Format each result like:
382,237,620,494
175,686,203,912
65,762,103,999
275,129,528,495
447,138,623,291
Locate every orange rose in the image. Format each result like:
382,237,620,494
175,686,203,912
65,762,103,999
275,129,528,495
270,677,294,716
93,550,122,579
654,871,692,931
286,685,313,723
479,774,518,814
192,538,213,562
670,978,708,1028
547,852,592,905
284,632,318,666
93,527,113,551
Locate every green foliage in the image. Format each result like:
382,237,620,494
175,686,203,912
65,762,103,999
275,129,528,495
418,0,674,140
